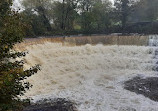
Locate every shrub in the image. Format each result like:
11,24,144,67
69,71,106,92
0,1,39,110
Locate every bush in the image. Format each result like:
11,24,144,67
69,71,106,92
0,1,39,110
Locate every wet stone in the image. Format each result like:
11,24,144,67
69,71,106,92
124,76,158,102
23,98,77,111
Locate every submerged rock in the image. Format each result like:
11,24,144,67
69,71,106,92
124,76,158,101
23,98,77,111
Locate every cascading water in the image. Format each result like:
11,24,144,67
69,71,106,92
21,36,158,111
148,35,158,71
149,35,158,47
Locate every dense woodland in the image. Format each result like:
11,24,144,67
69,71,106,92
19,0,158,36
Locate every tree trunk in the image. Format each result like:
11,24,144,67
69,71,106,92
61,0,65,30
37,6,52,31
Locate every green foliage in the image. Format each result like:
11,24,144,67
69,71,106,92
78,0,112,33
51,0,78,31
22,0,52,32
114,0,135,32
0,0,39,110
21,0,113,35
129,0,158,22
21,9,49,36
21,0,158,35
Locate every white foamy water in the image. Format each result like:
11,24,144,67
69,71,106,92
22,42,158,111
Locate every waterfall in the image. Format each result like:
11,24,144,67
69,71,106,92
20,37,158,111
149,35,158,46
148,35,158,72
15,35,149,51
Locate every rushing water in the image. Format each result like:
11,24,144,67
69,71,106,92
22,36,158,111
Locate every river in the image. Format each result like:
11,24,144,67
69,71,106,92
21,35,158,111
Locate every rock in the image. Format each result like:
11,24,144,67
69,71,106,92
23,98,77,111
124,76,158,101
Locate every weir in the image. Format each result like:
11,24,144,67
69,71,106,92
15,35,149,50
21,35,158,111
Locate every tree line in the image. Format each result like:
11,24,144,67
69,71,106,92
20,0,158,36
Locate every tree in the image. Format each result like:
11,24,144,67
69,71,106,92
114,0,135,33
21,0,114,35
78,0,95,32
52,0,79,31
129,0,158,22
78,0,112,33
0,0,39,110
92,0,112,33
21,9,48,36
124,0,158,34
22,0,53,31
